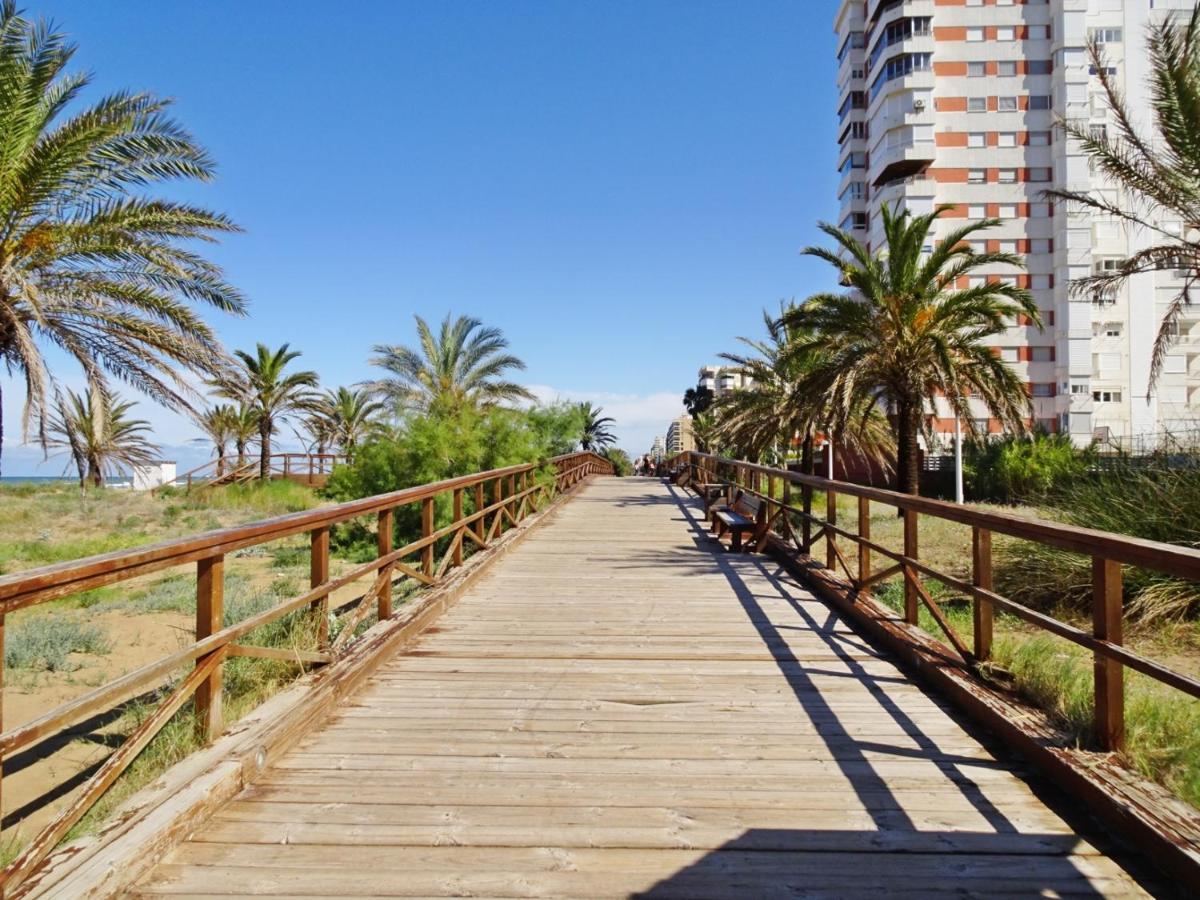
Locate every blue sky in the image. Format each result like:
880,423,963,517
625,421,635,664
2,0,840,474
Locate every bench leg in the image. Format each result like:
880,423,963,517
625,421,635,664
732,530,742,552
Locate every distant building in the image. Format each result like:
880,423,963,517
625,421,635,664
666,416,695,455
130,461,176,491
697,364,752,399
650,436,665,462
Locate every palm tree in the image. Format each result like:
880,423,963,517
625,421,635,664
1047,8,1200,387
683,385,714,416
47,390,159,487
577,402,616,451
714,306,893,468
784,204,1040,496
228,403,260,469
195,405,235,476
0,2,245,476
215,344,318,480
311,386,385,454
370,314,535,413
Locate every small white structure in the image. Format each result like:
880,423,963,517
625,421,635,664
130,461,176,491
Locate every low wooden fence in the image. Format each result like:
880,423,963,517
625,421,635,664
174,452,349,491
675,451,1200,754
0,451,612,894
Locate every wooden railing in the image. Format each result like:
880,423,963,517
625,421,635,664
0,450,612,894
174,452,349,491
674,451,1200,754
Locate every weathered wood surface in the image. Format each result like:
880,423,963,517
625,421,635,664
133,477,1148,898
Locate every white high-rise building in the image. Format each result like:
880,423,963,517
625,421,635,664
834,0,1199,449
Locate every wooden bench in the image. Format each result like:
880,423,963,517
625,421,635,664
711,490,767,552
695,482,729,520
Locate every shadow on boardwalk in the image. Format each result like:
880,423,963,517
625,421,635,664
619,479,1157,898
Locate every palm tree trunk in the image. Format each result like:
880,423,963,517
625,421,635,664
0,381,4,479
896,399,921,496
259,416,271,481
800,433,813,552
237,440,246,468
88,458,103,488
216,447,226,477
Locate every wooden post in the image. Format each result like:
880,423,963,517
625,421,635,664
195,555,225,743
310,527,330,648
377,508,393,619
474,481,486,542
452,488,464,566
421,496,435,577
781,477,792,540
518,471,528,519
825,486,837,570
857,497,870,586
283,455,290,479
903,508,919,625
801,481,812,554
972,527,993,661
1093,556,1125,752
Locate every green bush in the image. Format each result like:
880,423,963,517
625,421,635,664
603,447,632,476
998,463,1200,622
324,403,575,557
965,432,1095,503
6,615,112,671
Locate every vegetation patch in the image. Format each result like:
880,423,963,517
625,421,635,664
5,616,112,672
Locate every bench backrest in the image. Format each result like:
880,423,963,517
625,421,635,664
731,490,763,521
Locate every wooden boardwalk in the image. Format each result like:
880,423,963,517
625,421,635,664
133,476,1147,898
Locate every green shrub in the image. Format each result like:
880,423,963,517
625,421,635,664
965,432,1095,503
998,463,1200,622
6,616,112,671
602,447,633,476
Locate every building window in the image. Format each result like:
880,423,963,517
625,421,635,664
841,211,868,231
1030,347,1054,362
1093,390,1123,402
1089,64,1118,76
997,27,1015,41
1028,25,1052,40
1030,202,1051,217
998,132,1017,147
839,181,865,202
1030,274,1051,290
998,239,1018,253
1104,325,1122,337
870,52,932,100
968,204,987,218
999,348,1018,362
1094,257,1123,273
1030,238,1051,253
968,132,986,148
968,239,987,253
1071,383,1089,394
968,97,987,112
1028,131,1052,146
1031,383,1055,397
1028,60,1052,75
998,96,1018,112
967,27,984,42
968,169,986,184
998,204,1017,219
997,61,1017,77
1028,167,1052,182
998,169,1017,183
1089,27,1123,44
968,61,986,77
1029,95,1052,110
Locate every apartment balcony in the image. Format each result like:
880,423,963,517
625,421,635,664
871,174,935,210
868,136,934,187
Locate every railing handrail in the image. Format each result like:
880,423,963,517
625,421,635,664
685,451,1200,581
675,449,1199,759
0,452,606,614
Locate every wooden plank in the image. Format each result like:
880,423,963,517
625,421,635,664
194,555,225,743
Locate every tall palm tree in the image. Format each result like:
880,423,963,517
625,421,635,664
0,2,245,476
577,401,616,451
370,314,535,413
228,403,260,469
194,404,235,476
1047,7,1200,386
784,204,1040,496
47,390,159,487
715,306,893,467
215,344,318,480
311,386,385,454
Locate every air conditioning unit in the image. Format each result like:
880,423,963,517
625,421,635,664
912,98,925,112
